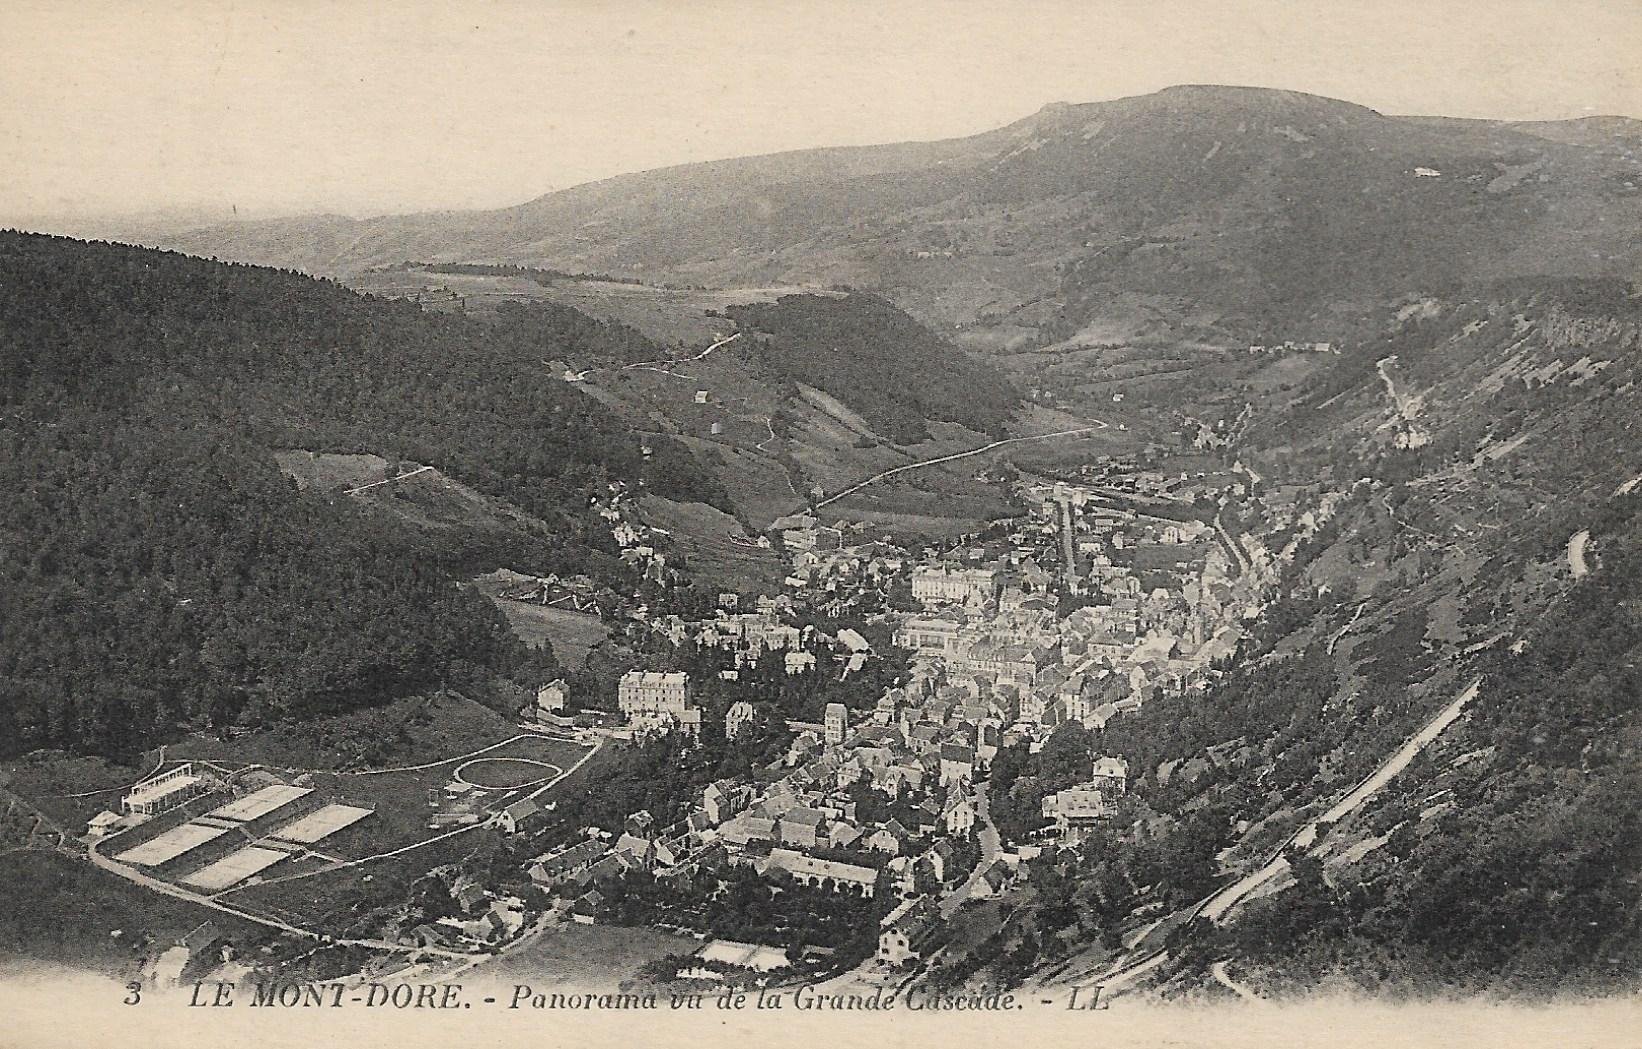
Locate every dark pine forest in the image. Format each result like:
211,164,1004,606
0,232,725,760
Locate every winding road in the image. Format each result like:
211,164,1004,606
1200,678,1479,922
811,424,1107,512
1070,676,1482,1001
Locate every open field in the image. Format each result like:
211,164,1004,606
482,598,610,669
671,441,799,529
345,270,830,347
638,496,784,591
164,692,520,773
473,921,700,989
454,757,564,790
273,449,398,491
278,734,593,857
222,827,489,929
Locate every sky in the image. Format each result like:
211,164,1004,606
3,0,1640,223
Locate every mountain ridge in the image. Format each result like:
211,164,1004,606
100,84,1642,352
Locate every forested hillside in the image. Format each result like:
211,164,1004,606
1221,506,1642,993
969,283,1642,996
725,292,1019,443
0,232,723,759
1198,288,1642,993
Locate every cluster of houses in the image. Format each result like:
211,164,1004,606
642,601,874,680
889,541,1249,740
392,869,530,951
522,807,714,925
768,514,912,600
703,698,994,899
497,452,1299,972
1040,756,1130,844
596,483,681,584
515,693,1023,950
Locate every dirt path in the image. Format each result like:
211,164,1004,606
347,733,554,775
1327,602,1369,655
1210,960,1260,1001
345,464,435,495
755,415,779,452
619,331,741,372
941,785,1000,918
523,736,602,800
57,745,171,800
1568,530,1591,579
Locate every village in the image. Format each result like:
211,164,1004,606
486,451,1292,983
60,447,1329,994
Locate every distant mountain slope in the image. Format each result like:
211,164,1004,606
0,232,724,759
128,85,1642,347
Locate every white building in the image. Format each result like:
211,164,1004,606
535,679,568,717
893,617,964,652
122,764,210,818
942,792,976,835
1091,756,1129,794
618,671,691,719
877,901,941,966
911,567,997,607
824,702,848,746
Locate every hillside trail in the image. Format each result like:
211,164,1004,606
1055,677,1481,1002
345,464,435,495
619,331,741,372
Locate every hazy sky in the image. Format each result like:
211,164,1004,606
3,0,1640,222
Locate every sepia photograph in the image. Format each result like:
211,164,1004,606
1,2,1639,1047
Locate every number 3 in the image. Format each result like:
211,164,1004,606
123,981,142,1005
